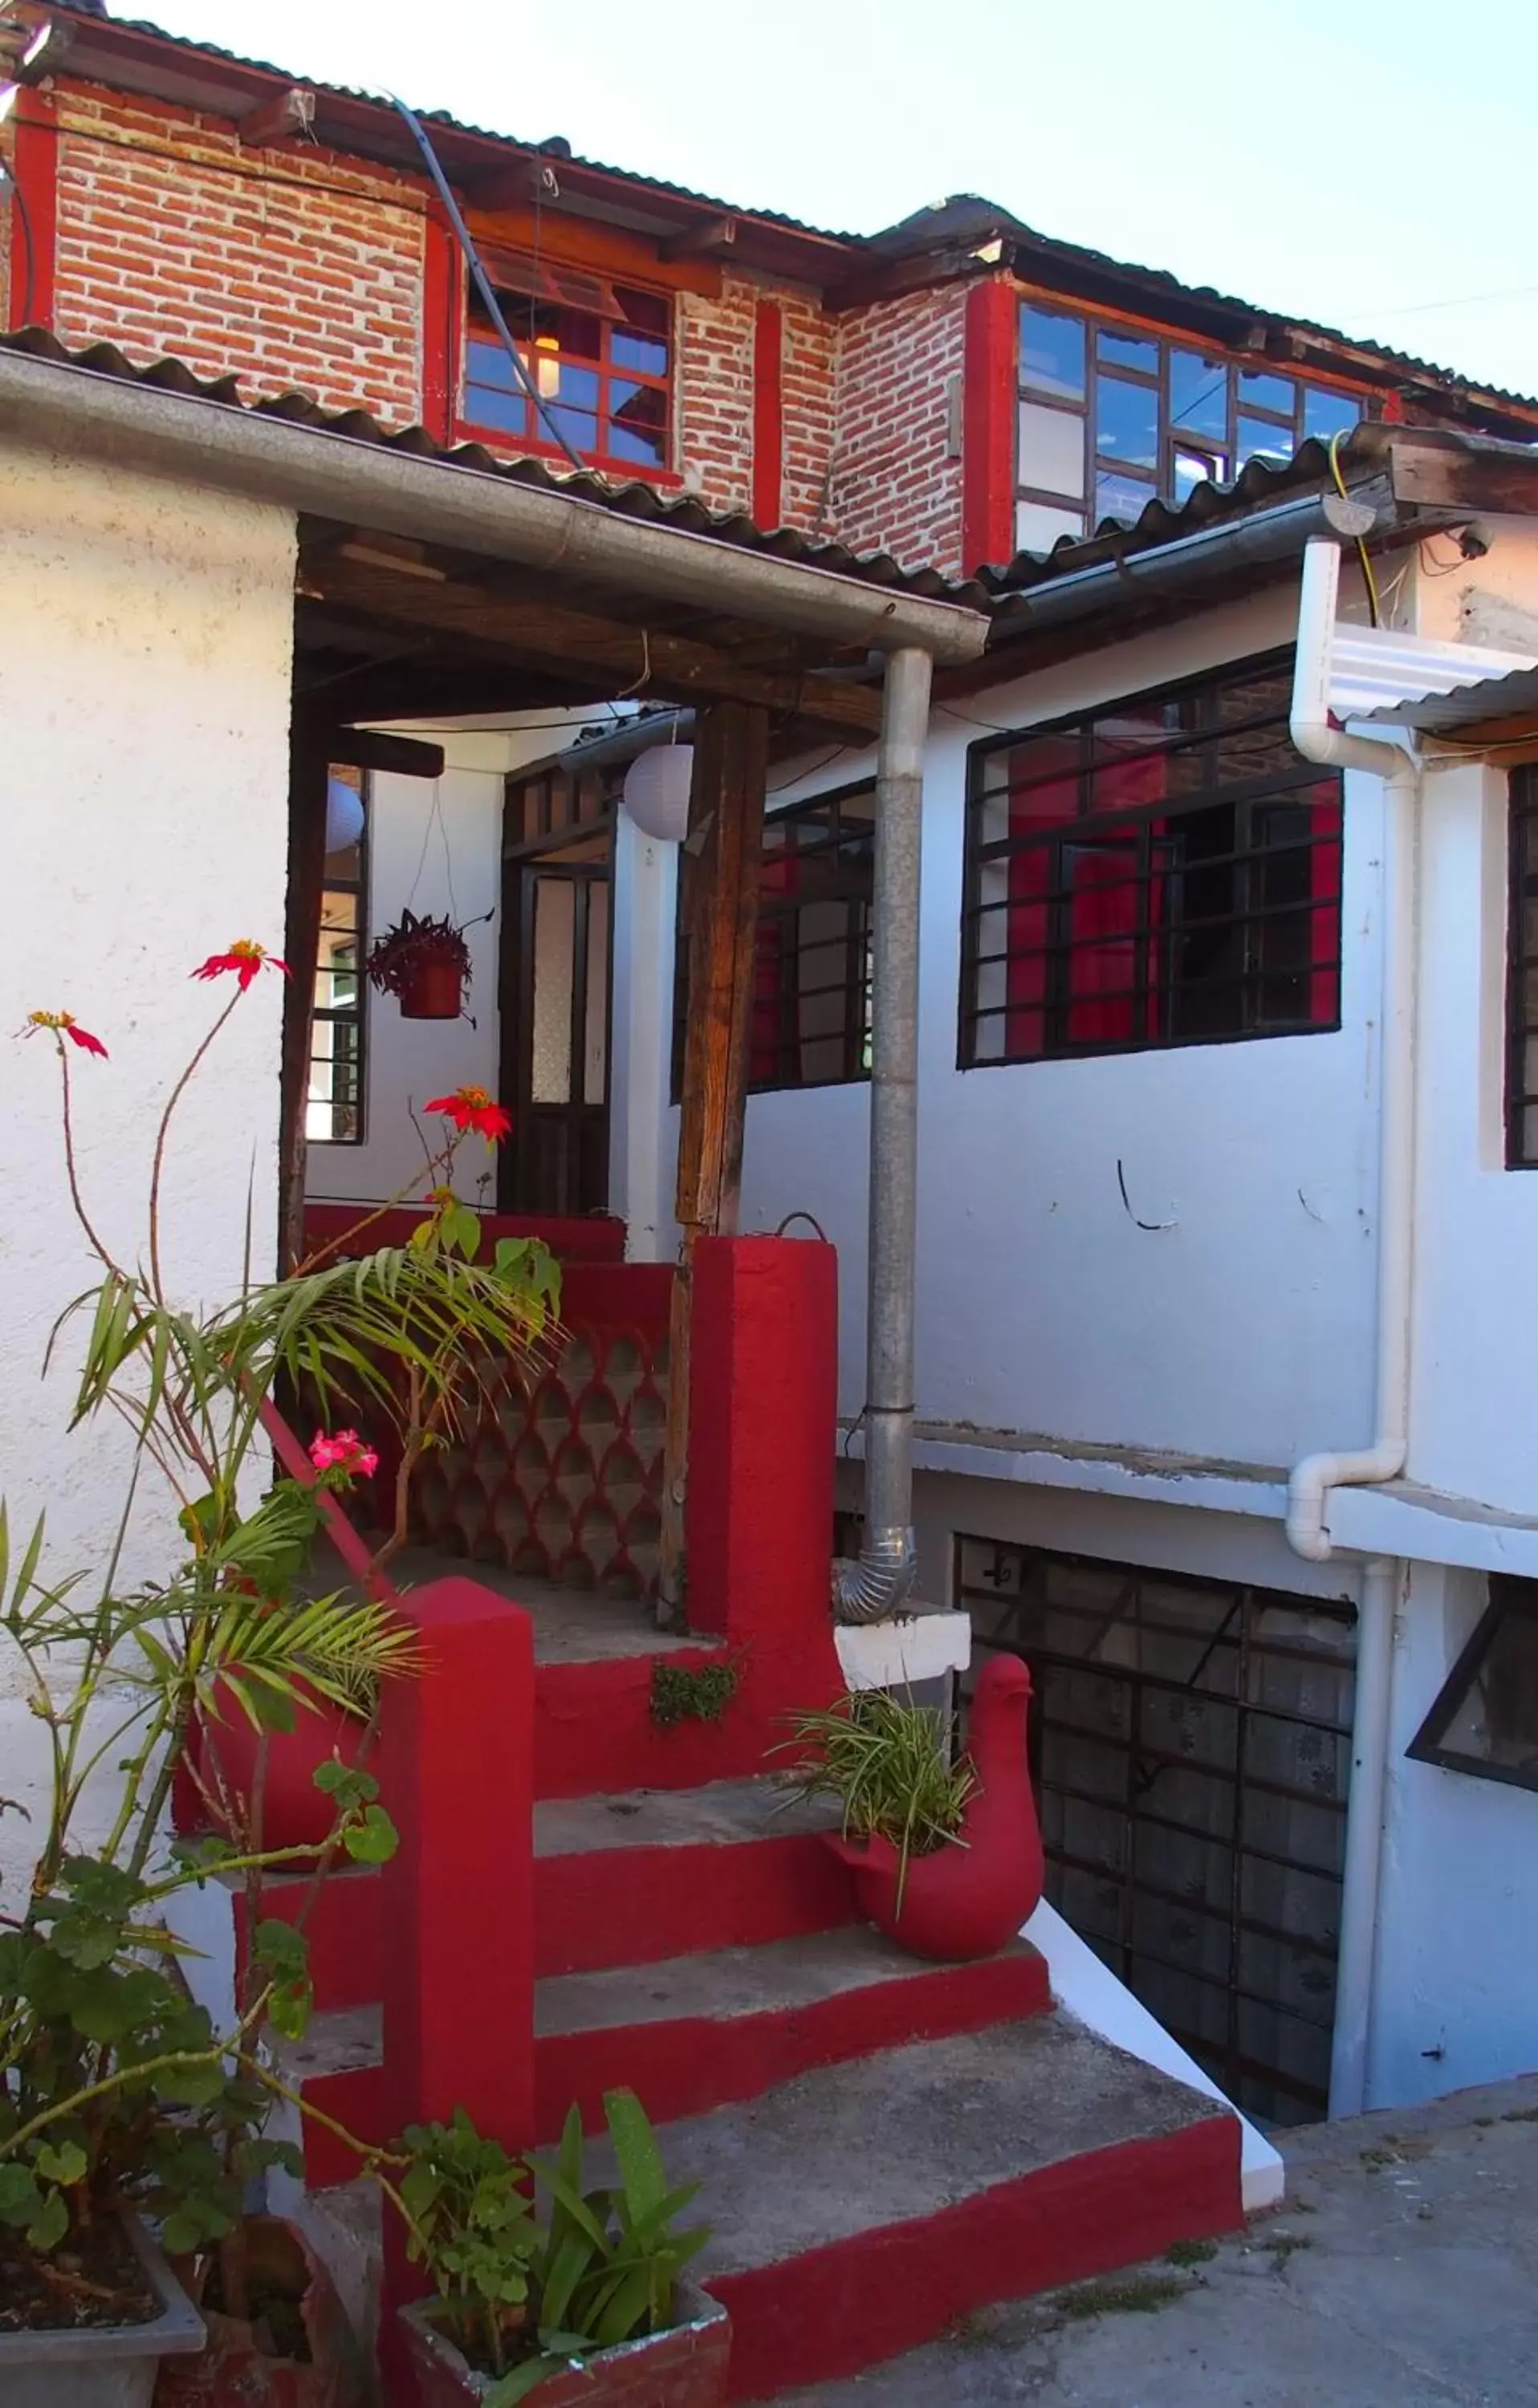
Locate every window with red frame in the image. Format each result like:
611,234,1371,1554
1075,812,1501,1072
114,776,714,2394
462,279,673,471
960,656,1342,1066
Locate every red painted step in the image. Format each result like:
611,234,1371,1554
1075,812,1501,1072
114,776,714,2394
233,1865,383,2015
667,2015,1244,2402
274,2007,386,2192
534,1930,1050,2141
532,1777,856,1978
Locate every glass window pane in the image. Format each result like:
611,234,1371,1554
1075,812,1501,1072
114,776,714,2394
616,286,669,336
1018,400,1085,498
1096,373,1159,469
531,877,576,1104
547,405,599,454
1098,329,1158,373
1239,368,1295,414
584,882,609,1106
611,328,669,376
1015,498,1084,555
1094,469,1156,526
1019,303,1086,401
1170,350,1229,441
1304,386,1361,444
1237,414,1295,469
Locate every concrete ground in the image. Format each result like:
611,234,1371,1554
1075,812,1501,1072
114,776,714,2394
780,2071,1538,2407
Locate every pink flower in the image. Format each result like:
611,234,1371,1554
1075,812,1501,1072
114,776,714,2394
21,1010,108,1057
308,1428,380,1480
193,941,289,992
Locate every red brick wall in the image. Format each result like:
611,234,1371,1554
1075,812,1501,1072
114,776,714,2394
779,287,836,534
49,84,426,423
829,285,967,579
677,272,758,513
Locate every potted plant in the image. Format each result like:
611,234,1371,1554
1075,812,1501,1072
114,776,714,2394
2,959,556,2405
394,2091,727,2407
777,1656,1044,1961
366,910,474,1021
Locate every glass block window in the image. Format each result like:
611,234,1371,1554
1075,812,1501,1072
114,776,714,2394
1015,299,1369,554
1506,767,1538,1166
960,655,1344,1066
1409,1577,1538,1790
307,771,367,1145
462,279,673,471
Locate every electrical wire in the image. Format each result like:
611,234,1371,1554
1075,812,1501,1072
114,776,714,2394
385,93,587,477
7,165,33,325
1329,428,1380,626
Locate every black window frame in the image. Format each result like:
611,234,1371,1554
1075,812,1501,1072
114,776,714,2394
307,771,368,1147
958,650,1345,1070
1408,1575,1538,1792
669,779,876,1101
1015,296,1371,553
1505,764,1538,1167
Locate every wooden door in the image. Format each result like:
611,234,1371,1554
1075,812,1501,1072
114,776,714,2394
501,841,612,1215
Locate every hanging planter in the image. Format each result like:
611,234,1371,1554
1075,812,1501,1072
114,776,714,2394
367,910,472,1022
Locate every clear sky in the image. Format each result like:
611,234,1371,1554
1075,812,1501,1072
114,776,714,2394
136,0,1538,401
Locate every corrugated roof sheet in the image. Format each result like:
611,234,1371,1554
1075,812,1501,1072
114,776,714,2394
1331,625,1538,722
0,325,987,604
1360,661,1538,734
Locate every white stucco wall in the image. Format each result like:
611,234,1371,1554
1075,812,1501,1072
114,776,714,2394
657,585,1385,1476
1369,1560,1538,2108
0,441,296,1909
307,711,612,1208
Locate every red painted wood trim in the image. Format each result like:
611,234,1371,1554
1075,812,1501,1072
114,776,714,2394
420,205,461,444
7,89,58,330
535,1947,1052,2141
752,297,784,529
301,1201,626,1264
962,276,1016,576
714,2113,1242,2400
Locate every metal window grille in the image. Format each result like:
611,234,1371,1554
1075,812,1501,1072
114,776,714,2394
955,1536,1357,2126
1505,767,1538,1167
671,782,875,1099
959,653,1344,1068
462,281,673,473
1014,299,1371,553
1409,1575,1538,1790
307,771,368,1146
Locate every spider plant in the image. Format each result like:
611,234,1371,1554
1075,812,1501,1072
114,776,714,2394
775,1688,977,1906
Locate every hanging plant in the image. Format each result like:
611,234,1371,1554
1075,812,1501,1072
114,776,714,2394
367,908,473,1021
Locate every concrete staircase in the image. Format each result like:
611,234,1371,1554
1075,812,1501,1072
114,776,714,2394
254,1716,1243,2401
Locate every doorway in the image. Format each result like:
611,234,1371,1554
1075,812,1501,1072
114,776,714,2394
955,1536,1357,2125
499,759,620,1217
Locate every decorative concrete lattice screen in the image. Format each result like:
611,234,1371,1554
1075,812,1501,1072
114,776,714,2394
410,1264,673,1598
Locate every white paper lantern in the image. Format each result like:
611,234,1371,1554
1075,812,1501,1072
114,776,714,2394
622,743,694,844
325,776,366,854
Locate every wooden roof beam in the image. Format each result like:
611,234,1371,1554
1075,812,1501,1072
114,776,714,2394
302,556,884,737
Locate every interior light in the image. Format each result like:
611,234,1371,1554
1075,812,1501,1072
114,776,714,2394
535,334,561,401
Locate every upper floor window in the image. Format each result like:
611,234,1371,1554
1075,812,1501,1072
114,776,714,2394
671,783,876,1097
1505,766,1538,1166
462,266,672,472
1015,300,1366,555
307,771,368,1145
960,656,1343,1068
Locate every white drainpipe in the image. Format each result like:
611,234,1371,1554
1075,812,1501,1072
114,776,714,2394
1288,532,1422,2117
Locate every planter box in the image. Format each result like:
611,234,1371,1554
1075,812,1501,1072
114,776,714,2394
399,2281,730,2408
1,2215,203,2408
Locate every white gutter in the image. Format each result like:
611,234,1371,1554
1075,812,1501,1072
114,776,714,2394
1286,531,1422,1563
0,345,988,665
1289,528,1420,2121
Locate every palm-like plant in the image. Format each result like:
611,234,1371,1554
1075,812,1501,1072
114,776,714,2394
1,949,558,2316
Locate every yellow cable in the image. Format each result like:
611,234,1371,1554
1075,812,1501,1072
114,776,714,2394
1329,429,1381,627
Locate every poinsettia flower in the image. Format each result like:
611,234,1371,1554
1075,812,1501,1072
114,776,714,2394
192,940,289,992
425,1086,513,1142
20,1010,108,1057
308,1428,380,1479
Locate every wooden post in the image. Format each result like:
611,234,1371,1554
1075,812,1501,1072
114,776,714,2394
658,701,769,1617
278,705,332,1272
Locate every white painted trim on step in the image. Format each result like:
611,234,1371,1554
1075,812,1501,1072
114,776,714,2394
1024,1899,1285,2215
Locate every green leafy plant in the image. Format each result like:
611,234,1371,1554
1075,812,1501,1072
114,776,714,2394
2,956,559,2327
649,1658,740,1728
401,2091,709,2404
775,1687,977,1904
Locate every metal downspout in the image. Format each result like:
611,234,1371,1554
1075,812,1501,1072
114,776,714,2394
1330,1556,1399,2117
834,645,934,1624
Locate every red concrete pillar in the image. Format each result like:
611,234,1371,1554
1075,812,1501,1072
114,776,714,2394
685,1235,838,1649
377,1576,535,2396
